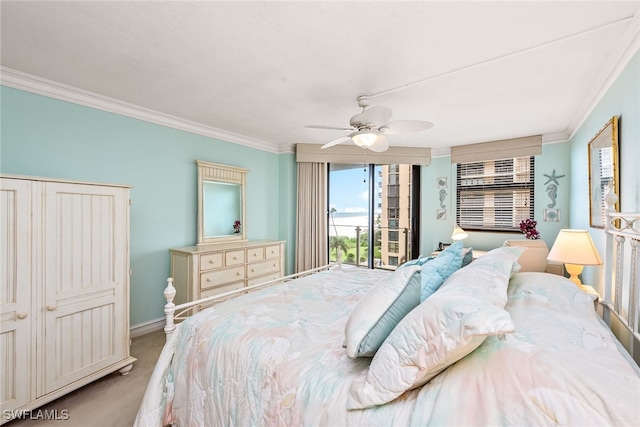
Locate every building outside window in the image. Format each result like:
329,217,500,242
456,156,535,231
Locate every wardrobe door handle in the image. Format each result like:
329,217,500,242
47,304,57,311
17,312,28,319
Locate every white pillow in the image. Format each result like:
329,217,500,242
347,246,524,409
344,265,421,358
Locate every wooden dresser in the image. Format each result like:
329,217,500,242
169,240,286,305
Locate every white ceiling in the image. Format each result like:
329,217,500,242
1,1,639,155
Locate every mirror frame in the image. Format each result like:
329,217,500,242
588,116,619,228
196,160,248,245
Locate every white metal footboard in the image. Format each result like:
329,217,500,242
163,263,338,335
604,198,640,366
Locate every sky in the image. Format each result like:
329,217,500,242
329,166,370,215
328,165,383,237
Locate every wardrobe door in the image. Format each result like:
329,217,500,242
41,182,129,394
0,178,33,411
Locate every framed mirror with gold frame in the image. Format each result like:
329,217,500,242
588,116,619,228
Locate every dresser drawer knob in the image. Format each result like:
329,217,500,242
206,278,212,282
209,259,215,264
237,271,241,276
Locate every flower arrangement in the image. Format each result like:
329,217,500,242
519,219,540,240
233,219,241,234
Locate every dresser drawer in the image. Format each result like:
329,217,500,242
201,266,245,289
200,252,223,271
265,244,281,259
225,250,245,266
247,259,280,278
199,281,245,308
247,247,265,262
247,272,281,286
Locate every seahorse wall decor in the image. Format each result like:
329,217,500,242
546,184,557,208
439,189,447,209
542,169,565,210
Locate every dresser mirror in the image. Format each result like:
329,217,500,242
196,160,247,245
588,116,619,228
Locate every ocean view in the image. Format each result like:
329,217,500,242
329,212,370,238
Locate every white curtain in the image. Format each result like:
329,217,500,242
296,162,328,272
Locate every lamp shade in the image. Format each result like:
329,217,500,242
547,229,602,265
451,224,468,241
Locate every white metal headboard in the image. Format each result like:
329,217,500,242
603,194,640,365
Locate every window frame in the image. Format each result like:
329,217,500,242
456,156,535,232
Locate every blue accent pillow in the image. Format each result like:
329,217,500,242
344,266,422,357
399,254,435,269
462,247,474,267
420,240,463,301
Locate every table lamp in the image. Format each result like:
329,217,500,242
451,224,468,241
547,229,602,289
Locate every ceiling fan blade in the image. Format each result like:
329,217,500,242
305,125,354,131
321,135,351,149
379,120,434,134
367,134,389,152
350,105,392,128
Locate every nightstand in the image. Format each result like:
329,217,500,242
581,285,601,312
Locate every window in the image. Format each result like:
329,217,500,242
456,156,534,231
328,163,420,270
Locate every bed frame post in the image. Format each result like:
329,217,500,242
603,191,618,316
164,278,177,335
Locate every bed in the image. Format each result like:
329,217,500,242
135,208,640,427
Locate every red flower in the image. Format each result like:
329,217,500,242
519,219,540,240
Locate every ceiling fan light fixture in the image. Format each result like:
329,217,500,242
351,130,380,148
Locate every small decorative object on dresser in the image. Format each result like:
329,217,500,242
518,218,540,239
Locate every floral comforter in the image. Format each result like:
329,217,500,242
134,269,640,426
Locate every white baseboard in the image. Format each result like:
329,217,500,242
130,318,165,338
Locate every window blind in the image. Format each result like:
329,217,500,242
456,156,535,231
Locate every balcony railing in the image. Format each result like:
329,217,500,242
328,224,412,270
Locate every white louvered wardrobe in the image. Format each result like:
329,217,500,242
0,175,136,422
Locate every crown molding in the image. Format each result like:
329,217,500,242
542,132,571,145
566,11,640,140
0,67,281,154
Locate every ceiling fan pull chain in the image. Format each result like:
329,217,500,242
363,149,368,183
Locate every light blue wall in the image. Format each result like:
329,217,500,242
2,51,636,324
419,142,572,255
568,51,639,289
0,87,291,327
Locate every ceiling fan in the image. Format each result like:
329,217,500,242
306,95,433,152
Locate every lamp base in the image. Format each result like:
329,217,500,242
564,263,585,289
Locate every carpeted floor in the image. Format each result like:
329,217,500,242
4,328,166,427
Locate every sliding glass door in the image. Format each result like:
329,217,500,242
328,163,419,269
